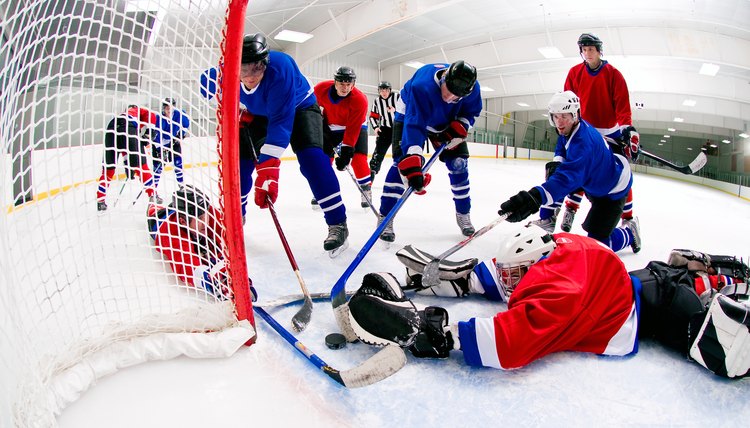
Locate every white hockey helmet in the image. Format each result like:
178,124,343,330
547,90,580,127
495,224,556,299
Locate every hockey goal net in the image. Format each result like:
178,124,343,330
0,1,253,425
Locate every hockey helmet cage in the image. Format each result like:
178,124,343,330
172,185,209,219
577,33,603,53
444,60,477,97
334,66,356,83
378,81,392,90
495,224,556,299
547,90,581,126
241,33,270,65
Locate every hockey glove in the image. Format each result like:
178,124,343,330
254,158,280,208
622,126,640,162
544,161,561,180
408,307,456,359
398,154,432,195
335,145,354,171
439,120,468,149
499,187,542,222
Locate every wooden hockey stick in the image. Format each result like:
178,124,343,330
421,213,509,288
253,306,406,388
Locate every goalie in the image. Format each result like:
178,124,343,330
347,224,750,379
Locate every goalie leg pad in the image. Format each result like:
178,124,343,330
348,273,421,347
396,245,478,280
689,294,750,378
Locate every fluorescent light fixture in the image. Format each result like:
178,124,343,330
274,30,314,43
658,143,664,146
687,147,693,151
739,133,749,138
673,117,684,122
667,128,676,132
541,113,549,117
480,86,495,92
722,139,731,144
663,135,670,138
660,140,666,143
709,144,718,148
699,63,720,76
516,102,530,107
537,46,563,59
404,61,425,69
682,99,697,107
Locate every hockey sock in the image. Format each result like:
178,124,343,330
605,226,633,253
97,167,116,200
379,162,405,217
138,164,155,197
239,157,255,217
351,153,372,187
298,147,346,225
538,206,558,220
621,188,634,220
564,191,583,211
447,157,470,214
174,154,184,184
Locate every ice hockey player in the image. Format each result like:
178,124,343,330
347,224,750,378
96,105,160,211
377,60,483,241
313,66,372,208
499,90,639,253
368,81,400,182
147,185,249,300
199,33,349,256
533,33,640,247
152,97,190,191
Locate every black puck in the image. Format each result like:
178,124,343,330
325,333,347,350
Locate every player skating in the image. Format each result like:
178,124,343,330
96,105,160,211
347,224,750,378
200,33,349,256
378,60,483,241
152,97,190,191
499,91,639,253
313,66,372,208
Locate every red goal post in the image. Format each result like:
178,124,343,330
0,0,254,425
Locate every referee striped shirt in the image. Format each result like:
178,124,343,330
369,92,400,129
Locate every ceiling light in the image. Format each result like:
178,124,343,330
699,63,720,76
658,143,663,146
739,133,749,138
673,117,684,122
722,139,731,144
667,128,676,132
541,113,548,117
537,46,563,59
480,86,495,92
404,61,425,69
682,99,697,107
660,140,666,143
709,144,718,148
663,135,670,138
516,102,530,107
274,30,314,43
687,147,693,151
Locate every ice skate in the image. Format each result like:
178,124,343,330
560,207,575,232
311,198,321,211
455,212,475,236
97,201,107,212
378,216,395,244
324,222,349,258
623,216,641,253
361,184,373,208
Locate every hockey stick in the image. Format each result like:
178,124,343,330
256,290,354,309
639,148,707,175
344,165,380,219
331,145,447,341
266,197,314,332
253,306,406,388
421,213,509,288
112,179,128,207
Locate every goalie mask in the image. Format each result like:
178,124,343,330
495,224,556,299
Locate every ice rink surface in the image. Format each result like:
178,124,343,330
57,156,750,427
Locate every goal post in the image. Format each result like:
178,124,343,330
0,0,254,425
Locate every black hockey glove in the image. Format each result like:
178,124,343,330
499,188,542,222
408,307,456,359
544,161,561,180
335,145,354,171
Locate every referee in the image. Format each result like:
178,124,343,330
368,81,400,181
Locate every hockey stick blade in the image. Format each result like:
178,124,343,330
422,214,508,288
639,148,707,175
254,306,406,388
330,145,447,340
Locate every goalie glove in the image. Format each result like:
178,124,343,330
689,294,750,378
408,307,458,359
622,125,640,162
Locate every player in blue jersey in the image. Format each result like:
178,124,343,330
199,33,348,256
377,61,483,242
152,97,190,191
498,91,639,253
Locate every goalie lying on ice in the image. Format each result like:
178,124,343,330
348,223,750,379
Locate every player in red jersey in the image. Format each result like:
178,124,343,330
313,66,372,208
347,224,750,379
96,105,160,211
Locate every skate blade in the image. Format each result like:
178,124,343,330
328,240,350,258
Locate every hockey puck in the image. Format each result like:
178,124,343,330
325,333,347,350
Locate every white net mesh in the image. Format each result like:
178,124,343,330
0,1,252,426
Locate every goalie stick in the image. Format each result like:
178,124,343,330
331,144,447,341
253,306,406,388
421,213,509,288
266,196,314,332
639,148,707,175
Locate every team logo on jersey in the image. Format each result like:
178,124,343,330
555,236,573,245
